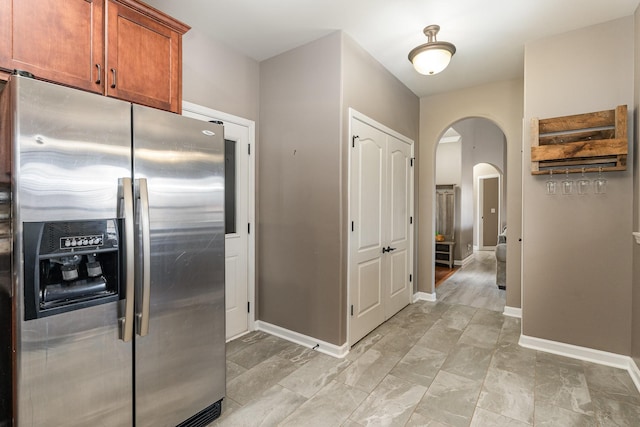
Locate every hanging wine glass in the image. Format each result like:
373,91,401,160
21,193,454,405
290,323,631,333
546,169,557,195
594,167,607,194
577,167,590,195
562,168,573,195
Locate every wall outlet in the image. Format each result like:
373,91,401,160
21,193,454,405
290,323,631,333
467,243,472,251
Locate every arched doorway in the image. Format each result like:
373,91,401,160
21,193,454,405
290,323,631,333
433,117,507,304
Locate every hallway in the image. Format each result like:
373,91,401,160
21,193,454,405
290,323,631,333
210,253,640,426
436,250,505,312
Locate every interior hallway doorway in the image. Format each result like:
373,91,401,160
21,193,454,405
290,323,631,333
434,117,507,296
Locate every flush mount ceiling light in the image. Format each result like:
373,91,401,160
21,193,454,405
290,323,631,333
408,25,456,75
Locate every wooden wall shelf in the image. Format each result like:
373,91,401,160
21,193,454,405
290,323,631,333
530,105,627,175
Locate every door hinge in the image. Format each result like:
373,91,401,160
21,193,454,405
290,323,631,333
350,305,354,316
247,301,250,313
410,157,415,167
352,135,359,148
409,274,412,282
248,143,251,155
248,223,251,234
351,221,354,232
410,216,413,224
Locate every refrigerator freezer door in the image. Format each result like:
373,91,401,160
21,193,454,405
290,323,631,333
9,76,134,426
132,104,225,426
13,77,132,223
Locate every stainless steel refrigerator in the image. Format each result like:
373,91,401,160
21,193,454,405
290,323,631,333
0,74,225,426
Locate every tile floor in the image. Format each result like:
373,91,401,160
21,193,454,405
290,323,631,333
210,253,640,426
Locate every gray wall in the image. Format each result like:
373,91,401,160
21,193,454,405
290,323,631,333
259,32,343,344
522,17,634,354
258,31,419,346
341,34,420,142
181,30,260,121
419,79,524,308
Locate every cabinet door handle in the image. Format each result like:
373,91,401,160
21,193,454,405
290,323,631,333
110,68,117,88
95,64,101,85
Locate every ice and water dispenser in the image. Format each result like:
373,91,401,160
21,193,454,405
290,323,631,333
23,220,122,320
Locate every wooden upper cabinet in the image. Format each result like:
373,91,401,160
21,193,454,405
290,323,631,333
0,0,105,93
106,0,189,113
0,0,189,113
0,0,10,82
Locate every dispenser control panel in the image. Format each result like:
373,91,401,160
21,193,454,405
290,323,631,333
60,234,104,249
23,219,121,320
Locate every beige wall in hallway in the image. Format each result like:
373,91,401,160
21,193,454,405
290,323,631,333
523,17,634,355
419,79,524,309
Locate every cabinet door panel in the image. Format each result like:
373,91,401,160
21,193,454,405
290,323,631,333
107,1,181,113
0,0,104,93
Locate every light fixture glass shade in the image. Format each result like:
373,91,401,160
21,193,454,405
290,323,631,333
410,48,453,75
408,25,456,75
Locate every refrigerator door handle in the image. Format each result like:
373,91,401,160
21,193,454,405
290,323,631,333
136,178,151,337
119,177,135,342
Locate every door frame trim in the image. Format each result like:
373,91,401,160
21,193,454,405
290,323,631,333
477,172,501,250
182,101,256,336
347,108,414,347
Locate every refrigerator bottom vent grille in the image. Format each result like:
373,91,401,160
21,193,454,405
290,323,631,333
176,399,223,427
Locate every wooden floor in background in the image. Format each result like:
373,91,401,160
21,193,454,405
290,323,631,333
434,264,458,288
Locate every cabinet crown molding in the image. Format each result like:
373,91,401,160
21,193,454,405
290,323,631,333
111,0,191,34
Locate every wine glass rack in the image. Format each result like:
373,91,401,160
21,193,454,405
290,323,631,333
530,105,627,175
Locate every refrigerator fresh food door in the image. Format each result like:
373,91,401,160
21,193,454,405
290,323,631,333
132,104,225,426
9,76,133,425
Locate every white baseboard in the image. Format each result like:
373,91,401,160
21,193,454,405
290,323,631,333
503,306,522,318
519,334,640,394
630,358,640,394
255,320,349,359
413,292,436,302
454,254,474,267
226,330,251,343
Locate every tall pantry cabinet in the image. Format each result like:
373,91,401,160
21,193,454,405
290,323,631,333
0,0,189,113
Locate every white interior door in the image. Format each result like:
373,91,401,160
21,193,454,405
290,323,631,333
222,126,250,340
349,119,386,345
182,103,255,341
385,135,412,318
349,111,413,346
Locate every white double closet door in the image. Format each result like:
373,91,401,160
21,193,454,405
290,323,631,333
349,112,414,346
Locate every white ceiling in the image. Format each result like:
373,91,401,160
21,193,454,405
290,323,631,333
144,0,640,97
